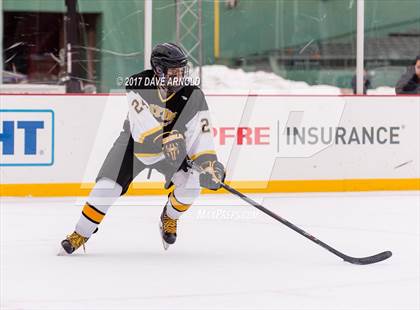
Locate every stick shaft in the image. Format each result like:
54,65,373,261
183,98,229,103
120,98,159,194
220,183,347,260
186,159,391,264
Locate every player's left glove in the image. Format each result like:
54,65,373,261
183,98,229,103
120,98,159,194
199,160,225,190
162,130,187,169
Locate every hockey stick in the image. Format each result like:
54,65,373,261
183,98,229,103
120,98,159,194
187,160,392,265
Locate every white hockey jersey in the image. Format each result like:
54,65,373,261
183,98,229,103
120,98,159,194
126,70,217,167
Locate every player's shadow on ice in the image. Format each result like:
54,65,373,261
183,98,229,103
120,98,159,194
72,249,229,261
65,248,325,267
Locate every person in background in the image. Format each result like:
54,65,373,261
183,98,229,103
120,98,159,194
351,70,372,95
395,55,420,94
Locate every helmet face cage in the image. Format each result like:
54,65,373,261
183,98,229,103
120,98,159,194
164,65,190,91
153,63,190,93
151,43,190,92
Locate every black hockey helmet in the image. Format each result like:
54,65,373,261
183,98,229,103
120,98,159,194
150,43,188,75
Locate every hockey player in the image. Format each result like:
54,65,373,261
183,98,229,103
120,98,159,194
60,43,225,254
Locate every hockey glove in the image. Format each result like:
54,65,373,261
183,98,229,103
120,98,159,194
199,160,225,190
162,130,187,169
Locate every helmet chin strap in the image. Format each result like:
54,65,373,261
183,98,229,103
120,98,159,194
154,67,182,95
154,67,167,92
154,67,165,80
156,77,174,99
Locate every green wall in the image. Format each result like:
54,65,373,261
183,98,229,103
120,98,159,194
3,0,179,91
3,0,420,91
217,0,419,58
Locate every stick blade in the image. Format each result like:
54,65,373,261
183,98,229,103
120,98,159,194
343,251,392,265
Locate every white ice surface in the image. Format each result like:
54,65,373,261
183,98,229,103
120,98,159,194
1,192,419,310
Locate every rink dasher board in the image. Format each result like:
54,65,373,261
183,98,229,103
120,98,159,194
0,94,419,195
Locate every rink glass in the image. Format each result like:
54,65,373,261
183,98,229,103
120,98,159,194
1,0,419,93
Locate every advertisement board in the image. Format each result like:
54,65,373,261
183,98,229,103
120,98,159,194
1,94,419,196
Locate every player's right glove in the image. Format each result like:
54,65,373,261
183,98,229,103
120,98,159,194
161,130,187,169
199,160,225,190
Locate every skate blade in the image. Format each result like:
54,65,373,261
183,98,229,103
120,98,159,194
57,246,70,256
159,222,170,251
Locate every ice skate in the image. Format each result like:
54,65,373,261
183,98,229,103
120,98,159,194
159,206,177,250
58,231,89,255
